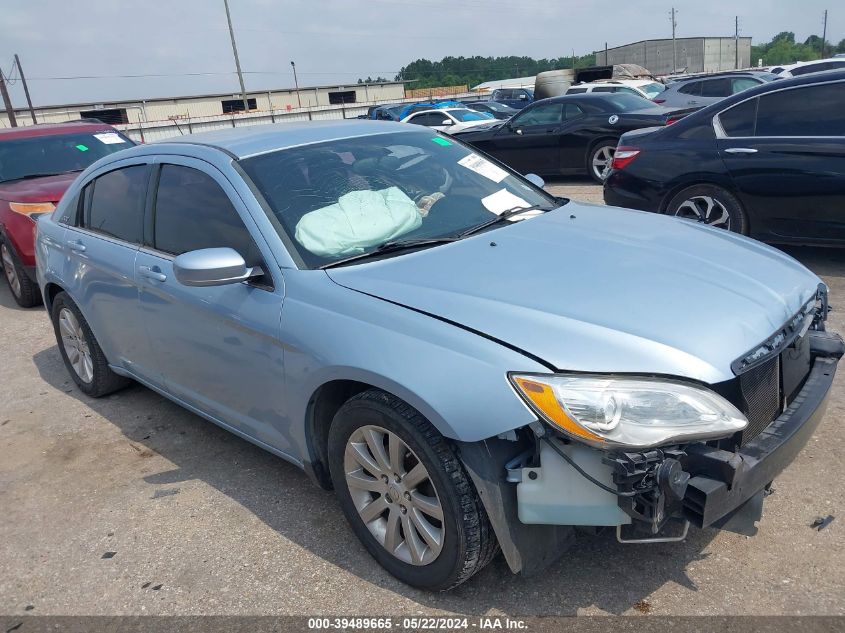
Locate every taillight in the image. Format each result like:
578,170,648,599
611,146,641,171
666,117,680,125
653,98,666,104
8,201,56,222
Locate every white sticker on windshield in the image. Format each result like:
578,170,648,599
458,153,508,183
481,189,539,221
93,132,126,145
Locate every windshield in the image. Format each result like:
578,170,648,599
449,109,494,122
485,102,516,113
599,93,658,112
239,130,555,268
0,131,133,184
640,82,665,98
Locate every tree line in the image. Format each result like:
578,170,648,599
751,31,845,65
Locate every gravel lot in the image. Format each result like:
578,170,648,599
1,178,842,616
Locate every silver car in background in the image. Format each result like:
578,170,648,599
655,71,779,108
36,120,842,590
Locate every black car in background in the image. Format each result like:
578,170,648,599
604,70,845,244
454,93,690,183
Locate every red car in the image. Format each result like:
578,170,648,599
0,121,134,306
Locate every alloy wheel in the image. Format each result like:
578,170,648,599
592,145,616,181
343,425,445,566
1,244,21,298
674,195,731,230
58,307,94,383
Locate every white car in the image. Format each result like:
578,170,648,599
401,108,496,132
772,58,845,77
565,79,666,100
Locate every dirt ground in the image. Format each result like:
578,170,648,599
1,178,842,615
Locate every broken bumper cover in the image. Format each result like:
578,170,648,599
683,353,837,528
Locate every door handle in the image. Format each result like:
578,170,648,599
138,265,167,282
723,147,758,154
67,240,86,253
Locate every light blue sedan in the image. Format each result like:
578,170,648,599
36,120,842,590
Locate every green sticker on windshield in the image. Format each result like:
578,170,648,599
431,137,451,147
75,144,89,152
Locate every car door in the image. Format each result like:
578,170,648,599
135,158,291,452
555,103,594,170
62,161,156,381
486,102,564,174
717,80,845,241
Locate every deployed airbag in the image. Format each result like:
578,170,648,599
295,187,422,257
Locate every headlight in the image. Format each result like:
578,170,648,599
9,202,56,222
510,373,747,449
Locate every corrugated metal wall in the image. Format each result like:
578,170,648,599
597,37,752,76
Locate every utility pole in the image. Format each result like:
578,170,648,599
822,10,828,58
0,69,17,128
670,7,678,73
15,55,37,124
223,0,249,112
735,16,740,69
290,61,302,108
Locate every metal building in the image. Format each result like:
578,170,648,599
595,37,752,76
0,81,406,128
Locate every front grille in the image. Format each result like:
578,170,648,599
738,355,781,446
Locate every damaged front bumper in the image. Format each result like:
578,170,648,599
459,329,843,576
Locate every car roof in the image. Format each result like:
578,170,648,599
0,121,116,140
781,57,845,70
152,119,417,159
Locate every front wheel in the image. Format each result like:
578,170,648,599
588,140,617,183
328,389,497,590
666,184,748,234
1,242,42,308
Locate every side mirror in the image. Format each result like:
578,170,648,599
441,119,453,126
173,247,261,287
524,173,545,188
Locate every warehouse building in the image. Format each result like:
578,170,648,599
0,81,406,128
595,37,752,76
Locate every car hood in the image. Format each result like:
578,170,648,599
326,203,821,384
0,172,78,203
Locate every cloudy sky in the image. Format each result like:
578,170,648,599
1,0,840,107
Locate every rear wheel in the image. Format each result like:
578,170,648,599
1,242,41,308
328,389,497,590
666,184,748,234
50,292,130,397
588,140,617,183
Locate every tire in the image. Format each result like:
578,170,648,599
666,184,748,234
1,241,42,308
587,140,618,183
328,389,498,590
50,291,130,397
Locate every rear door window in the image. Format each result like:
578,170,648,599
718,98,758,137
678,81,702,96
731,77,760,93
152,164,263,267
700,78,732,98
84,165,148,243
755,83,844,136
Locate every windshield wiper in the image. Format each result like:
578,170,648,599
2,169,83,183
319,237,458,269
457,204,556,239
